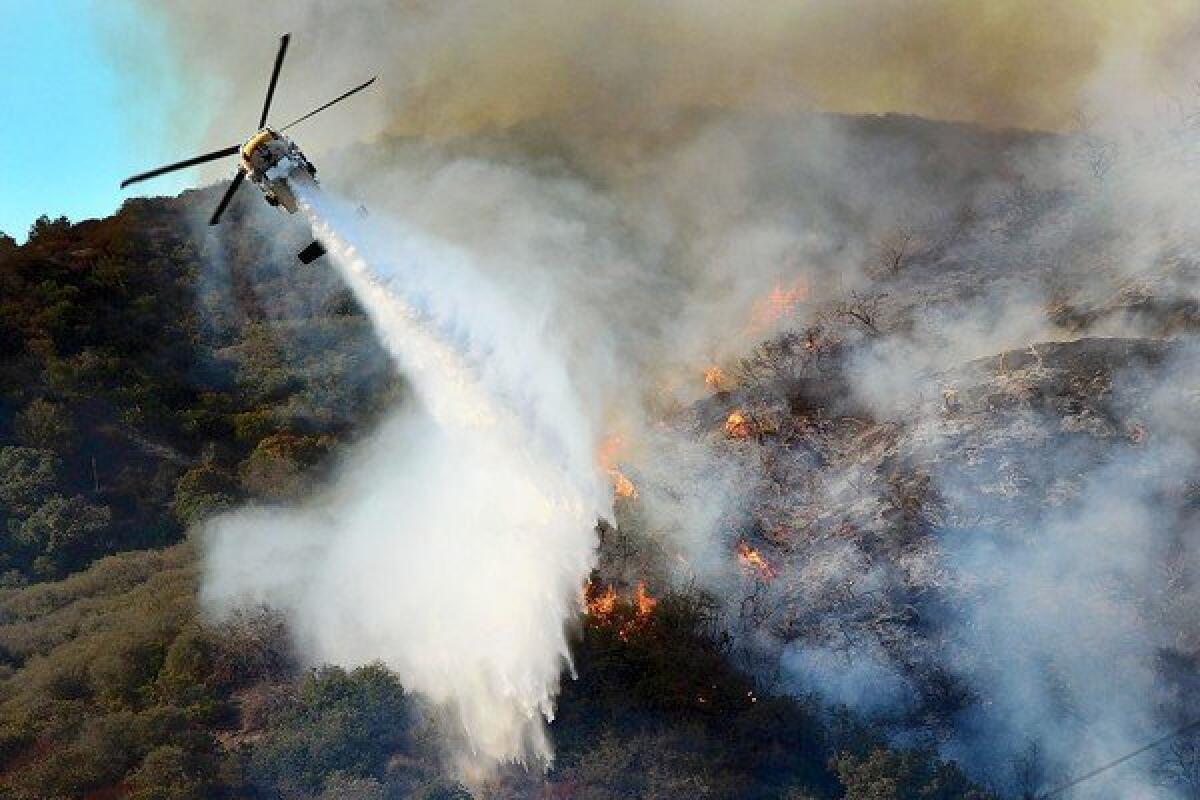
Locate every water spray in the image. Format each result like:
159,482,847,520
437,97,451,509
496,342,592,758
201,184,602,771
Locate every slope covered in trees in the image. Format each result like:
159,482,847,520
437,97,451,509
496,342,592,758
0,542,989,799
0,192,397,582
0,187,995,797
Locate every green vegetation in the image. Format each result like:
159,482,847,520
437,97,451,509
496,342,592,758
0,544,990,798
0,198,398,582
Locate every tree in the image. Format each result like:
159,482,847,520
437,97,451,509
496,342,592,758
13,398,74,450
317,774,387,800
237,432,329,500
14,494,111,573
836,748,993,800
207,608,293,689
127,744,223,800
833,291,887,337
0,447,59,517
556,730,719,800
27,214,70,242
249,664,413,793
171,463,238,526
19,711,142,797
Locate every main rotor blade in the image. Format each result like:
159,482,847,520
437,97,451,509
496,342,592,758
120,145,240,189
259,33,291,129
209,169,246,226
280,76,378,132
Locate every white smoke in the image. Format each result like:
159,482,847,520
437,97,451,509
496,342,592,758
200,185,603,770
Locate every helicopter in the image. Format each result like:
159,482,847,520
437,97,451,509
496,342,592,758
120,34,375,264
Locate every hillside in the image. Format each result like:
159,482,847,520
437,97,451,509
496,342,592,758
0,191,397,583
0,180,998,799
0,107,1197,799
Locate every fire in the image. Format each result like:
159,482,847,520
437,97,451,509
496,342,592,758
618,582,659,640
585,582,618,618
704,366,726,391
634,582,658,617
737,541,776,580
597,433,638,499
583,580,659,640
724,410,754,438
745,278,809,336
612,470,637,498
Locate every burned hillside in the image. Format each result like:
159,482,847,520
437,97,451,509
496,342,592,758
588,214,1200,796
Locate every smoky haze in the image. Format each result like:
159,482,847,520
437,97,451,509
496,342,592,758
115,1,1200,795
121,0,1200,148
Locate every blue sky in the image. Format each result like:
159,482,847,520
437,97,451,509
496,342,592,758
0,1,205,241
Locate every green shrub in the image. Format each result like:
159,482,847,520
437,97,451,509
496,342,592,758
14,494,112,575
237,432,330,500
249,664,413,793
0,447,59,518
836,747,993,800
171,463,238,526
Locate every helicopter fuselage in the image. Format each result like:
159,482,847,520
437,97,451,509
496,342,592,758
239,128,317,214
118,32,374,257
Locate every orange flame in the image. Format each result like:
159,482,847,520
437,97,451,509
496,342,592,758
704,366,726,391
583,581,658,640
737,542,776,580
597,434,638,499
634,582,658,617
745,278,809,336
585,582,618,618
724,410,754,438
612,471,637,498
619,582,659,640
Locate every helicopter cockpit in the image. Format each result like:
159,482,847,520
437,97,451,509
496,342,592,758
238,128,317,213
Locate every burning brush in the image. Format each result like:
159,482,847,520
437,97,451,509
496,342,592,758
583,580,659,641
704,365,729,392
736,541,776,581
724,409,755,439
744,278,810,337
597,433,638,499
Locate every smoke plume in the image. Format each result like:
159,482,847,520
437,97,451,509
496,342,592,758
119,0,1200,147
